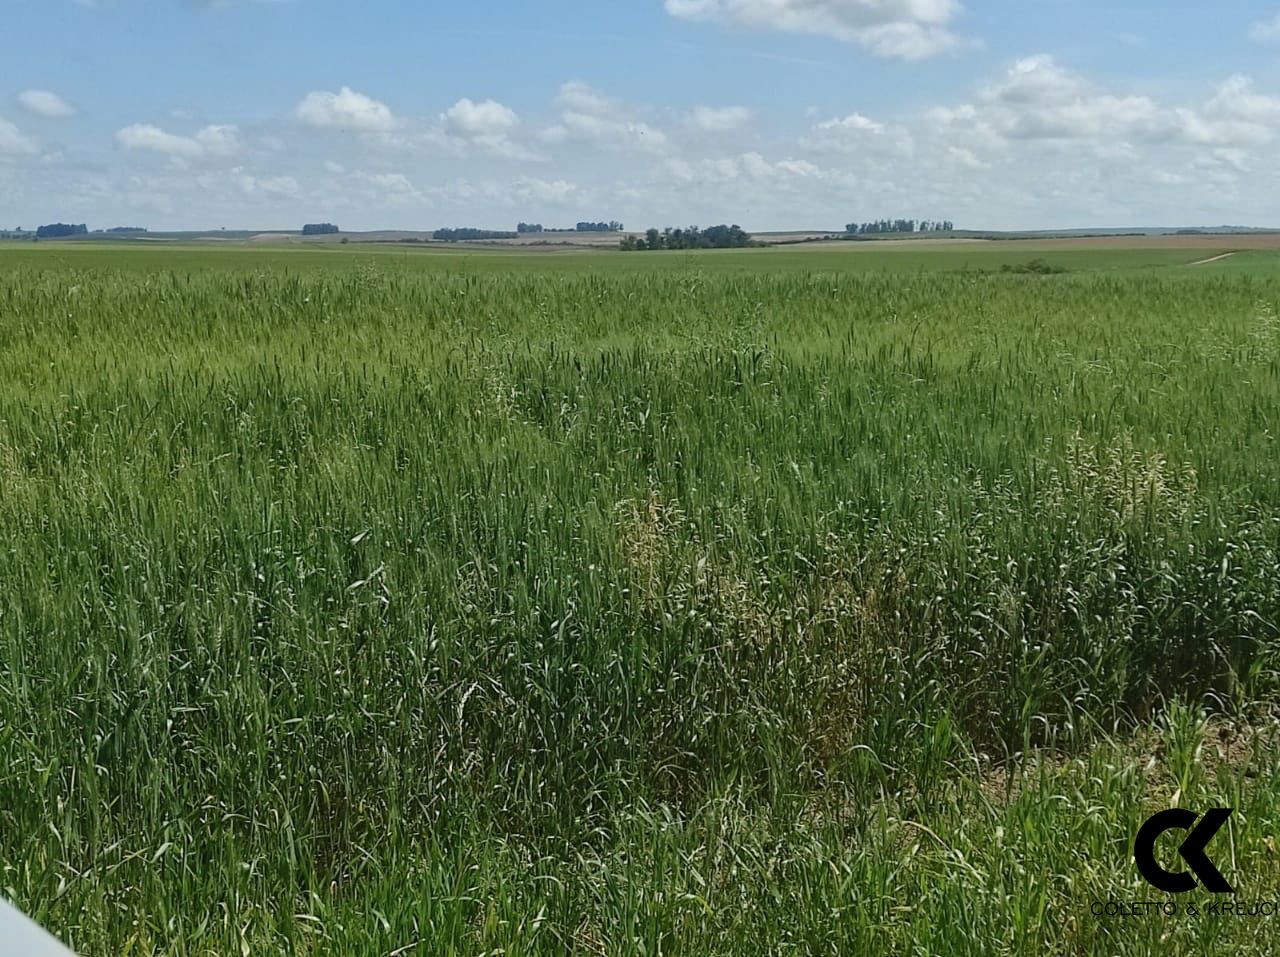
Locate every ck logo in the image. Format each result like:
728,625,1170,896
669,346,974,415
1134,808,1234,894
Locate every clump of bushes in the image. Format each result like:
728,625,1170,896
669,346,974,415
1002,258,1066,275
621,224,755,251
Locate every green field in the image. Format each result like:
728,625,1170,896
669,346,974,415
0,240,1232,276
3,243,1280,955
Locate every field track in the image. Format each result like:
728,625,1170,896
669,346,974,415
1188,251,1239,265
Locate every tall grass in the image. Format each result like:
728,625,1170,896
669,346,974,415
2,258,1279,954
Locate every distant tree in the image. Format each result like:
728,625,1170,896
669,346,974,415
846,218,956,236
517,222,545,233
623,224,753,252
36,223,88,239
700,224,751,248
106,226,147,233
576,221,624,232
302,223,340,236
1001,258,1064,275
433,227,519,241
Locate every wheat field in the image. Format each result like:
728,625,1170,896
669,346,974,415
2,245,1279,954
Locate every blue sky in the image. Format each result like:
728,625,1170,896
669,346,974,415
6,1,1280,230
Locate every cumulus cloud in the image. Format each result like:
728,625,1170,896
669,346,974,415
1181,75,1280,145
929,56,1280,156
296,87,397,133
1250,13,1280,41
923,55,1177,158
804,111,916,158
545,113,668,151
1208,75,1280,123
232,169,300,200
511,176,581,205
116,124,205,159
115,123,241,160
947,145,989,170
665,151,822,186
664,0,963,60
437,97,545,160
816,112,885,134
556,82,617,115
541,82,669,152
980,55,1162,140
687,105,752,132
18,90,76,119
442,98,519,136
193,124,241,156
353,171,425,204
0,117,38,155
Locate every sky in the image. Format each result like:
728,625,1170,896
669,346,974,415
6,1,1280,231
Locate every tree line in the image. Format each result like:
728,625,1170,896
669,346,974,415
846,219,955,235
433,228,519,241
302,223,339,236
517,221,624,233
36,223,89,239
620,224,754,251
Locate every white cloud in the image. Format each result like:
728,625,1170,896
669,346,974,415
233,170,300,200
1208,75,1280,124
665,151,822,186
926,55,1176,151
437,97,545,160
983,54,1080,105
115,123,241,160
18,90,76,119
116,124,205,159
542,82,669,152
194,124,242,156
296,87,397,133
664,0,963,60
547,113,668,151
804,111,917,159
556,82,617,114
353,171,424,204
1250,13,1280,42
442,98,519,137
0,117,38,155
688,105,752,132
947,145,989,170
982,55,1162,140
816,113,885,134
511,176,580,205
1186,74,1280,148
935,58,1280,152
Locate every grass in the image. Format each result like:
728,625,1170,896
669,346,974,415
1,244,1280,954
0,240,1227,276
